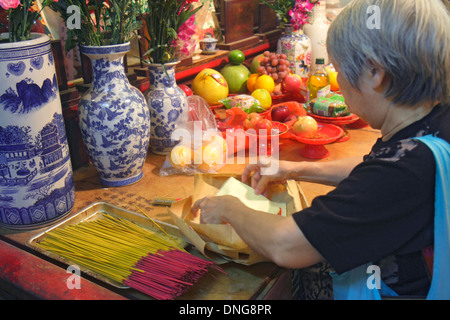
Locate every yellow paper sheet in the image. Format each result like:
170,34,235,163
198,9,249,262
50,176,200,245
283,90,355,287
215,177,287,216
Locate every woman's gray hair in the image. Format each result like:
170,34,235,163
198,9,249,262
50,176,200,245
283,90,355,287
327,0,450,106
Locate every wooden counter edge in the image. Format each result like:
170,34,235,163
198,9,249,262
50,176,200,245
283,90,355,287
0,239,128,300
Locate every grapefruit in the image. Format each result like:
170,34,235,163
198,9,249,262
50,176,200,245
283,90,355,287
251,89,272,110
293,116,318,138
191,68,229,105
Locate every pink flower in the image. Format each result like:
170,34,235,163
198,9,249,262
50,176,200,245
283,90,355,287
0,0,20,10
290,0,319,29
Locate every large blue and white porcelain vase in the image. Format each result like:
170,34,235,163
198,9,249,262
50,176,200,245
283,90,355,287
146,62,187,155
0,33,75,229
78,43,150,187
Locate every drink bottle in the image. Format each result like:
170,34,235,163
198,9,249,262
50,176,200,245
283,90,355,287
307,58,330,100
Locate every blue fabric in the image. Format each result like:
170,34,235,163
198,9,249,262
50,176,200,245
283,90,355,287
332,135,450,300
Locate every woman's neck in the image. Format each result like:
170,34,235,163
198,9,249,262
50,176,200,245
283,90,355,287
381,101,436,141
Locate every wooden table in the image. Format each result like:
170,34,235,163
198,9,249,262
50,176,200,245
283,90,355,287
0,122,380,300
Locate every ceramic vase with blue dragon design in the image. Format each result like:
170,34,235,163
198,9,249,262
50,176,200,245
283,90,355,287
0,33,75,229
146,62,187,155
78,43,150,187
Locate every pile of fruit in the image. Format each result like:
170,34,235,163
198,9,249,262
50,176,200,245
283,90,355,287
254,51,291,85
243,113,274,135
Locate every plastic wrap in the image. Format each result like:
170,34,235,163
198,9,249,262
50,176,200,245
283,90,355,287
160,95,227,176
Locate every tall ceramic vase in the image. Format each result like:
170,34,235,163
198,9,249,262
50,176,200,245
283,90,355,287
0,33,75,229
78,43,150,187
277,24,312,84
146,62,187,155
303,2,330,69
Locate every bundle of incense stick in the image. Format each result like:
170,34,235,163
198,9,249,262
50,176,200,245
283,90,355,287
36,214,222,300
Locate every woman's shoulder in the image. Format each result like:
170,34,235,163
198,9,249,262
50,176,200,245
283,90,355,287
366,104,449,162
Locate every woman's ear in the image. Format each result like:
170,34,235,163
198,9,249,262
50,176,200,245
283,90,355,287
366,59,388,93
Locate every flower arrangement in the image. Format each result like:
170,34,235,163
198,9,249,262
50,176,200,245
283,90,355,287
0,0,53,43
50,0,142,51
289,0,320,30
262,0,320,30
140,0,203,64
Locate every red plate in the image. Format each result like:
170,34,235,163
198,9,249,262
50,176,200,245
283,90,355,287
245,121,289,156
289,123,344,159
245,121,290,138
308,112,359,126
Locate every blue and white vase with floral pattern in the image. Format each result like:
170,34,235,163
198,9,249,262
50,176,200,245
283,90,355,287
0,33,75,229
146,62,187,155
78,43,150,187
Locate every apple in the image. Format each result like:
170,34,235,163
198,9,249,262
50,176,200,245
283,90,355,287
220,63,251,94
284,114,298,123
271,105,291,122
293,116,318,137
178,84,193,96
244,113,263,130
254,119,273,135
282,74,302,94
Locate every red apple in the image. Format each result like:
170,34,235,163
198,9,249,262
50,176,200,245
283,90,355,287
244,113,263,130
271,105,291,122
282,74,302,93
284,114,298,123
255,119,273,135
179,84,193,96
293,116,318,137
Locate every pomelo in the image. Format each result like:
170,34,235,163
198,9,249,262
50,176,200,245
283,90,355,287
191,68,229,105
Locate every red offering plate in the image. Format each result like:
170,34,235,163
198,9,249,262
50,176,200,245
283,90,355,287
308,112,359,142
245,121,289,156
289,123,344,159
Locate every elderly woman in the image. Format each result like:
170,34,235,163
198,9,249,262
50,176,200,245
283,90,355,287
192,0,449,299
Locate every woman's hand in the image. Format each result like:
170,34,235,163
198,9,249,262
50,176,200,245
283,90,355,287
191,195,244,224
241,159,296,195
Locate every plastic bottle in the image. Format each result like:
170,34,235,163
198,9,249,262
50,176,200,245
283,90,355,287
307,58,330,100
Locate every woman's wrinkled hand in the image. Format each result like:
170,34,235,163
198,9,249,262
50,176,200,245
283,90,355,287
241,159,294,195
191,195,243,224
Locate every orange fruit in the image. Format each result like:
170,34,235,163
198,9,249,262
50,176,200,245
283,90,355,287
329,72,340,91
169,145,193,167
254,74,275,94
247,73,259,93
194,139,227,172
251,89,272,110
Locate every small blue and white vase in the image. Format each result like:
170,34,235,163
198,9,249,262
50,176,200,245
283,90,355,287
0,33,75,229
78,43,150,187
146,62,187,155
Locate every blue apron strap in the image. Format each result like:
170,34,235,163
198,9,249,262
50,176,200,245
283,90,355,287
413,135,450,300
331,135,449,300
